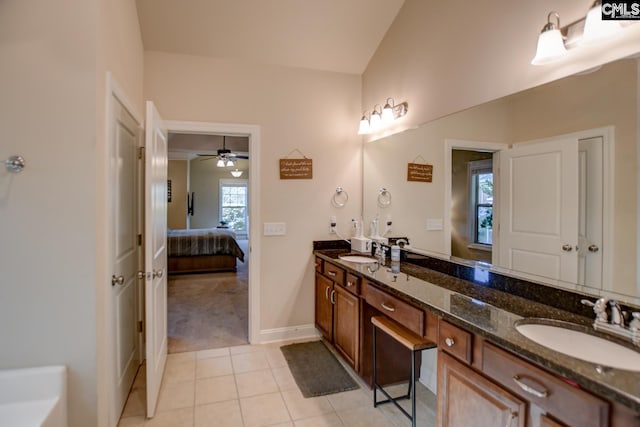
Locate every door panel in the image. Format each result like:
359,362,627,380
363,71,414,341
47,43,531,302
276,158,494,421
499,138,578,283
144,101,168,418
110,96,141,418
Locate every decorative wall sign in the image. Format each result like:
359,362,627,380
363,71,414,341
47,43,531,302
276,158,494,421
167,180,172,202
407,162,433,182
279,148,313,179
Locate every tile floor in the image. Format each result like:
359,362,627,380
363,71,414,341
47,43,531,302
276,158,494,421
118,341,437,427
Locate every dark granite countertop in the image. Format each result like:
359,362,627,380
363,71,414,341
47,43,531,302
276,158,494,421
313,247,640,412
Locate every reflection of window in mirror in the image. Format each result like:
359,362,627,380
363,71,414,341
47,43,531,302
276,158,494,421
451,150,494,263
469,159,494,248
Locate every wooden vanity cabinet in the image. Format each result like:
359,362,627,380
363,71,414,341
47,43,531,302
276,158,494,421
437,318,617,427
314,257,360,370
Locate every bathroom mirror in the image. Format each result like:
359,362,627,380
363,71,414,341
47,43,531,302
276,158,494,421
363,57,640,304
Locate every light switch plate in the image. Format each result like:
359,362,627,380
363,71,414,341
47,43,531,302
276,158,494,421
264,222,287,236
426,219,443,231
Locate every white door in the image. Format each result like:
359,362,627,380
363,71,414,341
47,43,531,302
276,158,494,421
144,101,169,418
578,137,603,288
498,137,579,283
109,94,142,420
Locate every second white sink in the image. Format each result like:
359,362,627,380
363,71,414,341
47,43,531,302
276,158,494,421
515,320,640,372
339,255,377,264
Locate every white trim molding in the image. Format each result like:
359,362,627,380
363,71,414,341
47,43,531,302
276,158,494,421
257,324,321,344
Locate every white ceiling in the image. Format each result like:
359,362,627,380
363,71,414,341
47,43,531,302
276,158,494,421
135,0,405,74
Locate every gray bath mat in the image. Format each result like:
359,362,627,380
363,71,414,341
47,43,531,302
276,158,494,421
280,340,360,398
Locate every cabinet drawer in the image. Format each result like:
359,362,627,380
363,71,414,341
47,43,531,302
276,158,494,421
323,262,345,286
364,282,424,336
482,342,609,427
439,319,473,364
315,257,323,272
343,273,360,296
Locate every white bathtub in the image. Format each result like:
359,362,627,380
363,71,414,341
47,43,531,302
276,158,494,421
0,366,67,427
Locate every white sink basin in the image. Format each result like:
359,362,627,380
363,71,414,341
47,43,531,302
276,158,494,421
515,321,640,371
339,255,377,264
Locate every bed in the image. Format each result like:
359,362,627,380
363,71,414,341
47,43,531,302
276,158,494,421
167,228,245,274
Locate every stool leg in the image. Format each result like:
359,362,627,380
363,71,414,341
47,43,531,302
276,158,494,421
411,350,416,427
373,324,377,407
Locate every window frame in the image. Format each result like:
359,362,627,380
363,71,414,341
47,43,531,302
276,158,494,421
467,159,493,251
219,179,248,233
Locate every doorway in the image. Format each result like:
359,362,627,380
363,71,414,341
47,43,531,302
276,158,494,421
166,132,251,352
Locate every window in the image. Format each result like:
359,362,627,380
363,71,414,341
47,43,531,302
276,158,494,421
468,159,493,247
219,180,248,235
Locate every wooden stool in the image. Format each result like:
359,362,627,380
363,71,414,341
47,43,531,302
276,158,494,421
372,316,437,427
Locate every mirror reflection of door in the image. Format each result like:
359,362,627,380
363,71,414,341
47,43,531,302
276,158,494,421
451,150,494,263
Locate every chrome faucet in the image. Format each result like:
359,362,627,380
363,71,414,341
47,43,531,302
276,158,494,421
582,297,640,346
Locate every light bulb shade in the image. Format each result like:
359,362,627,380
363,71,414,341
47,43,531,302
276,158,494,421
358,117,370,135
230,169,243,177
216,158,226,167
531,29,567,65
381,104,394,123
369,111,382,130
582,5,622,45
226,158,234,167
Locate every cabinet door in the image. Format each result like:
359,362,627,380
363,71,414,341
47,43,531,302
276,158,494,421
333,285,359,369
315,273,333,341
438,351,525,427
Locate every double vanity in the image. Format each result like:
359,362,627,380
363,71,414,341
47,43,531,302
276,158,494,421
313,241,640,426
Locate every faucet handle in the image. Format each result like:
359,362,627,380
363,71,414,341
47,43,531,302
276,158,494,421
630,312,640,332
581,298,608,323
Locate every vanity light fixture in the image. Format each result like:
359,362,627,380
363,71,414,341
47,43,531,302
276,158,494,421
230,169,243,177
582,0,622,44
532,2,630,66
357,99,409,134
531,12,567,65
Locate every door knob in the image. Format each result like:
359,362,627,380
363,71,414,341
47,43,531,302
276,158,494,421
111,275,125,286
153,269,164,279
588,244,599,253
562,244,573,252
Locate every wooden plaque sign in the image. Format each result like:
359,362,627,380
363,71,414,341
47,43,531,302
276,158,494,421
407,163,433,182
279,158,313,179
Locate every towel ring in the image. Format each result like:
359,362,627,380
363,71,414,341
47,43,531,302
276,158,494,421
332,186,349,207
378,188,392,207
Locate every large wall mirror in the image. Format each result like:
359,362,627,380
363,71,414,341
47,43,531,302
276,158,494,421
363,57,640,304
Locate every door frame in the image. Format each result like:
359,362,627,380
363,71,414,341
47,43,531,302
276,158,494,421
164,120,261,344
103,72,144,427
444,139,508,264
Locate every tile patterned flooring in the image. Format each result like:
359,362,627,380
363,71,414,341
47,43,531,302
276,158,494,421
118,341,437,427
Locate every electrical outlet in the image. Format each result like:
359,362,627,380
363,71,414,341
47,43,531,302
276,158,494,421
329,216,337,233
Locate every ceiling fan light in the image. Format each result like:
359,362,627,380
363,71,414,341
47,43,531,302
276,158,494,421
226,158,234,167
216,158,226,167
230,169,243,178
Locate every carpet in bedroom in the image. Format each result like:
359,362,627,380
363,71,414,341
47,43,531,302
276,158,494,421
168,240,248,353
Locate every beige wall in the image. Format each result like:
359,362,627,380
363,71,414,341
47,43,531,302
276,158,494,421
0,0,144,426
363,0,640,140
145,51,362,331
168,160,188,229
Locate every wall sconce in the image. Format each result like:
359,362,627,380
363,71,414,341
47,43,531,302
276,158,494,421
532,1,630,66
358,99,408,135
230,169,243,177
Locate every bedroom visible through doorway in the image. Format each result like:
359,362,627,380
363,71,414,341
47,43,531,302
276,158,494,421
166,132,250,353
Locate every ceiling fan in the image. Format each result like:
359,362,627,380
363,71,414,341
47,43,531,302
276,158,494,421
197,136,248,167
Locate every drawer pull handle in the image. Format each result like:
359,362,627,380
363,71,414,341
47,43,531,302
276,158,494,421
513,375,548,398
347,281,354,287
330,290,336,304
445,337,455,347
327,271,337,277
381,302,396,312
325,286,330,300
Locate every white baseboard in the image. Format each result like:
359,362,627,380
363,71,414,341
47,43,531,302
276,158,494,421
256,324,321,344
